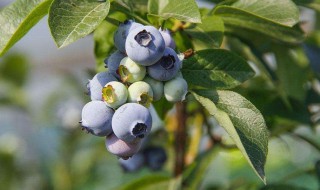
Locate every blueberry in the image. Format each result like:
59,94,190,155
112,103,152,142
102,81,128,109
114,20,143,53
119,153,145,172
143,76,164,101
104,50,126,79
106,133,142,160
125,25,165,66
147,47,181,81
87,72,117,101
80,101,114,136
118,57,146,83
143,146,167,171
128,81,153,107
159,28,176,49
164,77,188,102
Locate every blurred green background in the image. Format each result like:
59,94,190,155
1,0,320,190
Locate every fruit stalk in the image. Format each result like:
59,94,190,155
174,101,187,177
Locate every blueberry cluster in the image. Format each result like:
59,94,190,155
80,20,188,160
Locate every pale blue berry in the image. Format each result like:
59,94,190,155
125,26,165,66
159,28,176,49
87,72,117,101
147,47,181,81
114,20,143,53
104,50,126,79
81,101,114,136
112,103,152,142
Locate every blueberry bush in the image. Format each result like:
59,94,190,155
0,0,320,189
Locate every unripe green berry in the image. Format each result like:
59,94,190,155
102,81,128,109
118,57,146,83
128,81,153,108
164,77,188,102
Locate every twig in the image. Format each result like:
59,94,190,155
183,49,195,59
174,102,187,177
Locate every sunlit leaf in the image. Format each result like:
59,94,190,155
0,0,53,56
192,90,268,183
48,0,110,48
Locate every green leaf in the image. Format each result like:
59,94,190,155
274,47,310,101
184,15,224,48
116,175,172,190
148,0,201,23
181,49,255,89
231,0,299,27
48,0,110,48
192,90,268,183
293,0,320,12
213,5,304,44
0,0,53,56
115,0,149,12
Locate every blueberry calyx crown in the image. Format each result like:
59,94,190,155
118,65,131,82
132,123,147,138
160,55,175,70
102,85,116,104
137,93,153,108
134,30,152,47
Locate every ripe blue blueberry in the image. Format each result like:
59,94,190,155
143,76,164,101
125,25,165,66
128,81,153,107
112,103,152,142
114,20,143,53
102,81,128,109
106,133,142,160
87,72,117,101
119,153,145,172
147,47,181,81
104,50,126,79
118,57,146,83
159,28,176,49
164,77,188,102
81,101,114,136
143,146,167,171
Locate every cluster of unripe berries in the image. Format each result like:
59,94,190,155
80,20,188,160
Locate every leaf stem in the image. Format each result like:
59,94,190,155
174,102,187,177
113,1,151,25
105,17,121,26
